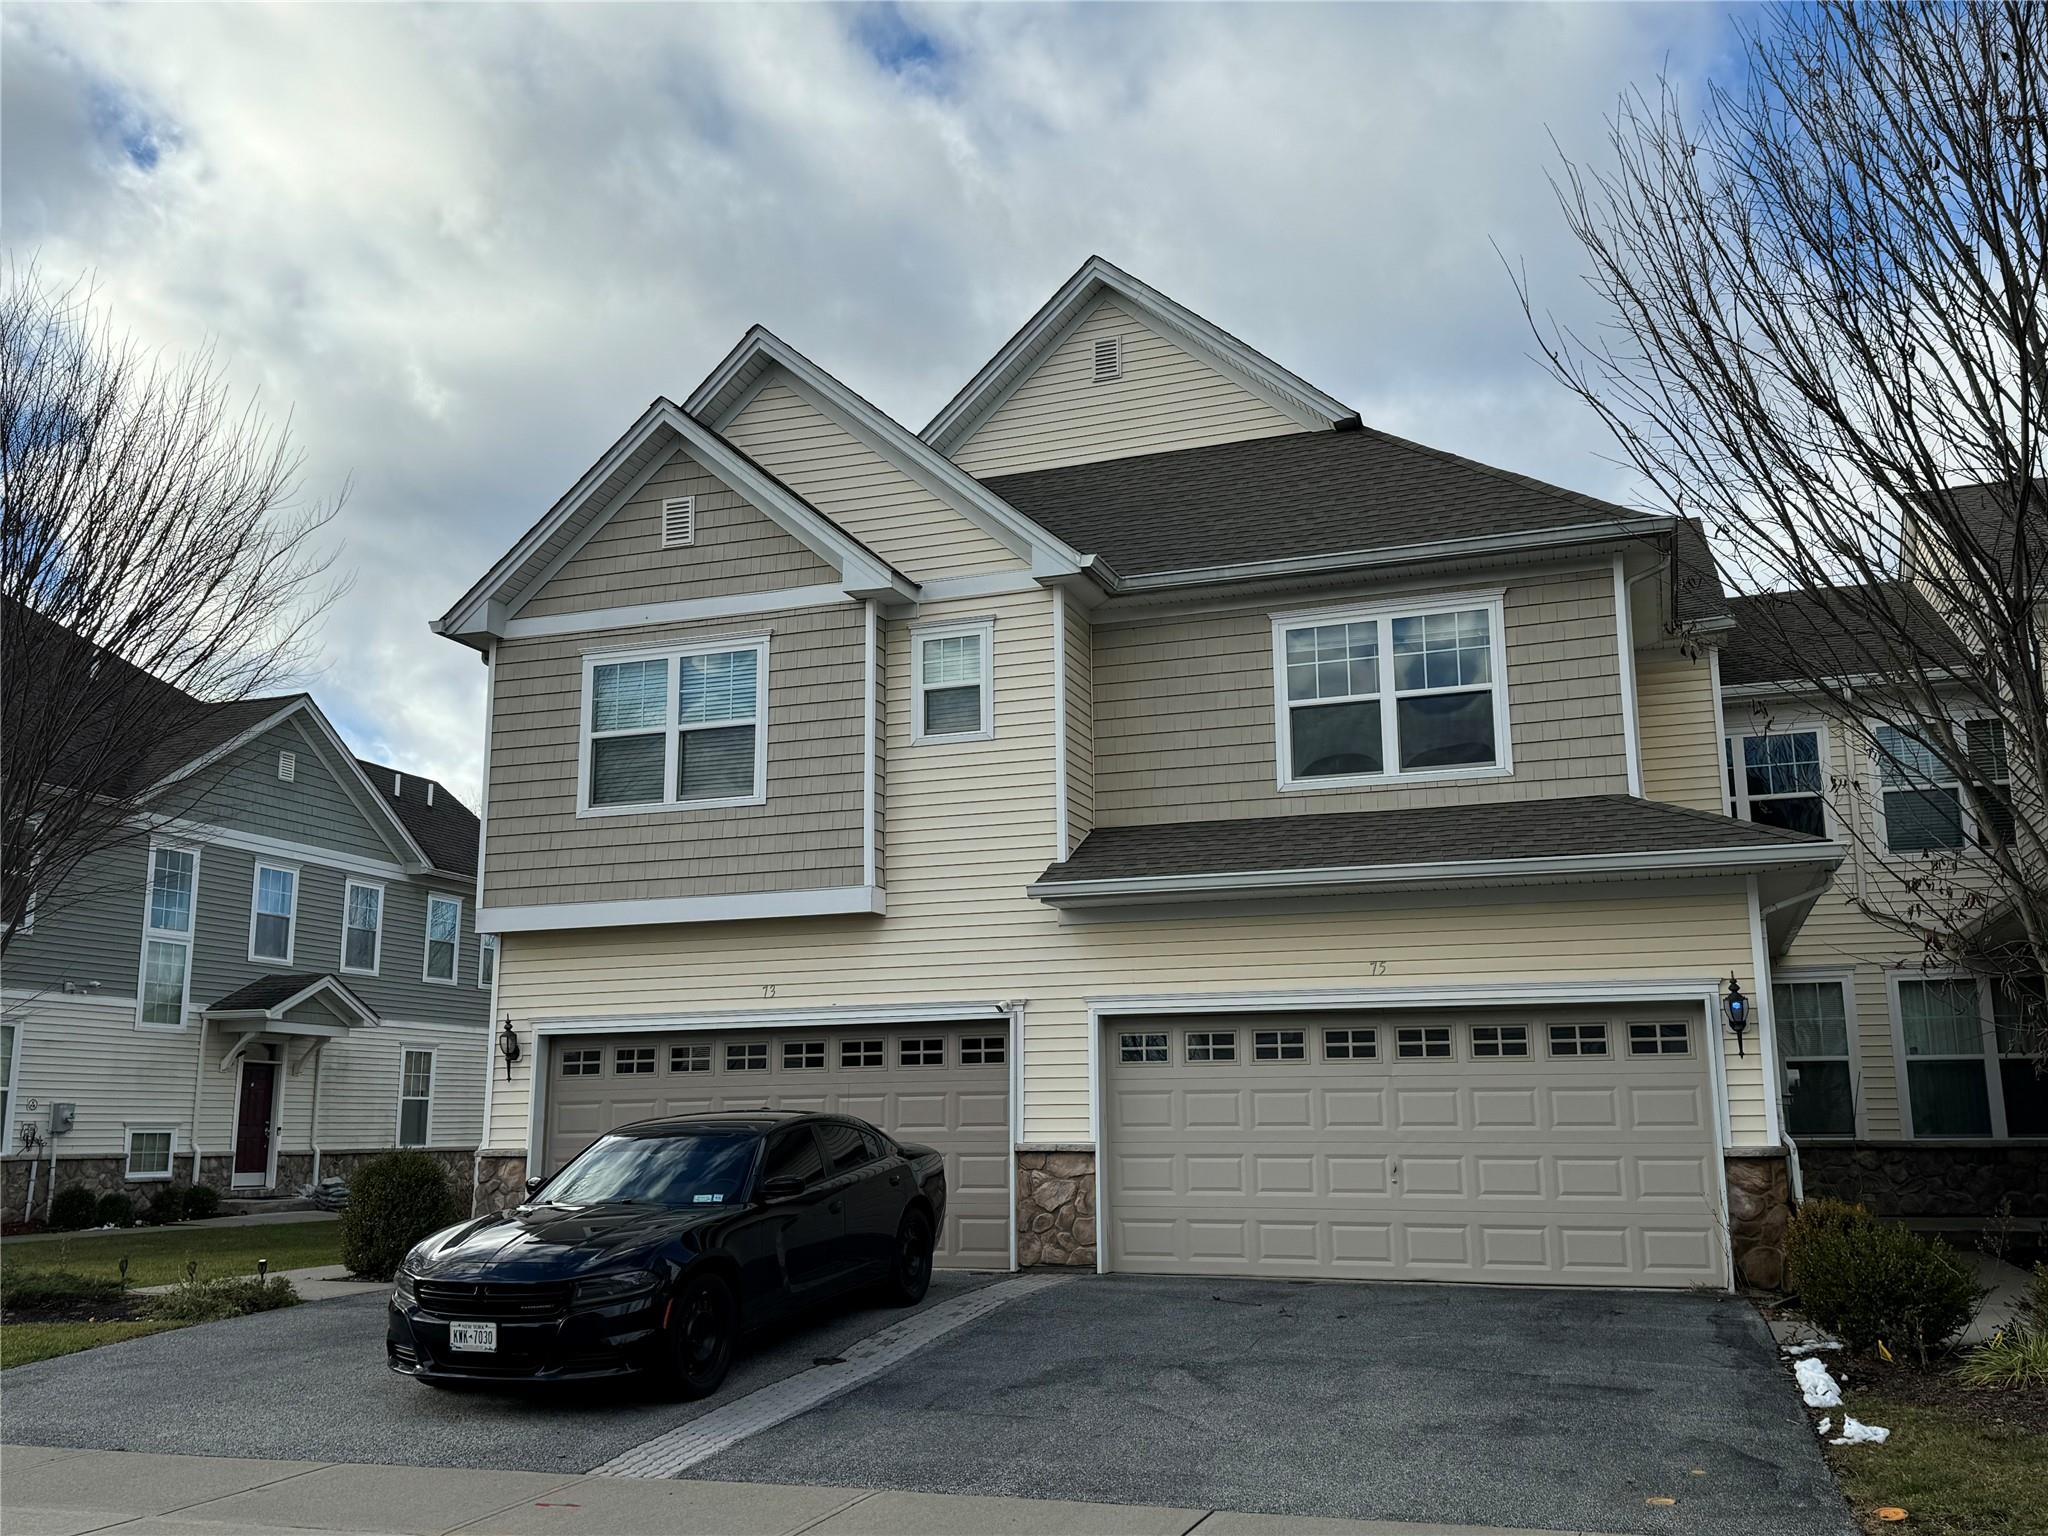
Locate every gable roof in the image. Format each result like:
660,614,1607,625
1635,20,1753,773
357,760,481,879
683,326,1086,579
1720,581,1970,689
204,972,380,1027
1907,478,2045,589
921,256,1359,456
431,399,918,650
978,427,1669,589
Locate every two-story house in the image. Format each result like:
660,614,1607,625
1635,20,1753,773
436,257,1849,1290
2,624,493,1215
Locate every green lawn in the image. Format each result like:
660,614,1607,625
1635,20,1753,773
0,1320,186,1369
1827,1391,2048,1536
1,1220,343,1287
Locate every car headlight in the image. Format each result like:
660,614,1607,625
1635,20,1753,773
572,1269,659,1306
392,1268,418,1303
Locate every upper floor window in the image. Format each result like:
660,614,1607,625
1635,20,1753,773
423,894,460,984
342,880,383,976
140,844,197,1029
1875,719,2011,854
1274,595,1506,789
1726,729,1826,836
913,622,994,743
477,933,497,991
580,639,768,813
248,862,297,965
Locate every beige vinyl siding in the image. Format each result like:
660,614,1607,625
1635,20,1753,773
950,296,1307,477
1064,597,1095,848
723,380,1022,579
1091,566,1629,825
1638,646,1726,814
519,450,836,620
486,601,867,908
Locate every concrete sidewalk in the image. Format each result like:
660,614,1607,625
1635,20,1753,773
132,1263,385,1302
0,1446,1627,1536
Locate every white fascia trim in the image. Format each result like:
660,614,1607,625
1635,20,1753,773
862,600,879,889
502,444,683,622
479,884,886,934
1030,841,1847,905
1613,556,1644,797
529,999,1009,1037
503,584,852,642
1108,519,1673,595
914,571,1045,604
1052,587,1070,861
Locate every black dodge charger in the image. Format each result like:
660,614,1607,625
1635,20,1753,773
387,1110,945,1397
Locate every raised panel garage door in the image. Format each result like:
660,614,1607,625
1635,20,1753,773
1105,1008,1725,1288
544,1024,1011,1270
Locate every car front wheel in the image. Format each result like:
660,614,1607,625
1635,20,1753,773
883,1209,934,1307
668,1272,736,1399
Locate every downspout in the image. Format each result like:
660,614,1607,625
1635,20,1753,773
309,1043,324,1187
189,1018,208,1183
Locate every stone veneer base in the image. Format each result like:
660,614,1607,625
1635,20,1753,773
1798,1141,2048,1220
1725,1150,1793,1290
1016,1150,1096,1268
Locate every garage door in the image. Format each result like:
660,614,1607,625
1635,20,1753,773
1105,1007,1724,1288
544,1024,1011,1270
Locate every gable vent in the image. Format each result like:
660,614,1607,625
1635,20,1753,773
277,751,296,783
661,496,696,548
1091,335,1123,382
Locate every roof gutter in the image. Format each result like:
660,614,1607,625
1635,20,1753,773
1027,839,1845,907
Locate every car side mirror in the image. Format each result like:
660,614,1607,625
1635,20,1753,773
524,1176,545,1197
759,1174,806,1202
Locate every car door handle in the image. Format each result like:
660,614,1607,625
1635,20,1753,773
888,1174,902,1186
828,1200,844,1215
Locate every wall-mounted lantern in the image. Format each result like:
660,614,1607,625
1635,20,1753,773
1723,974,1751,1057
497,1017,522,1081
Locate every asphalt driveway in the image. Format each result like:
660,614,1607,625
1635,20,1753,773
1,1272,1850,1535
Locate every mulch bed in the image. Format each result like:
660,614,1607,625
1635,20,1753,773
1,1295,157,1326
1830,1350,2048,1435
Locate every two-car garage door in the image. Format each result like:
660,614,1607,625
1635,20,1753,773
1105,1006,1725,1288
544,1023,1010,1270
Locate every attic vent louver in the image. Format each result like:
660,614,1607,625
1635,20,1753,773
277,751,296,783
1091,335,1123,382
661,496,696,548
426,782,434,806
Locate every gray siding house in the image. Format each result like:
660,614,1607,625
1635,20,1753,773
2,651,491,1215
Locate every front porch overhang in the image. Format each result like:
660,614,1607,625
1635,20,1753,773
202,972,380,1035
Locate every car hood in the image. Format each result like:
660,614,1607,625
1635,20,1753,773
408,1201,728,1282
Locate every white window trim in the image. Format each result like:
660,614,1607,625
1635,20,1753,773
247,860,300,966
477,932,497,991
0,1020,24,1156
910,618,996,745
340,878,385,977
1271,590,1512,793
574,635,771,817
396,1047,435,1148
1868,715,2008,857
123,1125,179,1181
422,893,461,986
1887,969,2038,1141
1725,719,1835,838
1772,969,1863,1140
136,840,201,1032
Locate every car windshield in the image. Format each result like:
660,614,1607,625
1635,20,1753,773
538,1131,758,1210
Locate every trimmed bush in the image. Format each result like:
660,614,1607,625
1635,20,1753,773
0,1268,123,1310
47,1186,98,1231
144,1187,186,1226
94,1192,135,1229
182,1183,222,1221
145,1275,299,1323
340,1150,461,1281
1786,1199,1985,1360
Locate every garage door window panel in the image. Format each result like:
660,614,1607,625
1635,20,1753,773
1548,1024,1609,1058
726,1042,769,1072
1120,1032,1168,1064
614,1046,655,1075
1627,1020,1693,1058
1253,1029,1305,1062
1397,1026,1452,1060
1323,1028,1375,1060
841,1039,883,1068
1471,1025,1527,1058
1187,1030,1237,1063
900,1038,945,1067
783,1041,825,1070
560,1049,601,1077
960,1035,1006,1065
670,1043,710,1073
1774,983,1853,1136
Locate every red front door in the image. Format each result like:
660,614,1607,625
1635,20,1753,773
234,1061,276,1184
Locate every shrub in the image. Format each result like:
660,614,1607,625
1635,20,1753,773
144,1187,186,1226
47,1186,98,1231
182,1183,222,1221
94,1193,135,1229
1786,1201,1985,1360
340,1150,461,1281
2015,1262,2048,1335
1956,1327,2048,1389
0,1268,123,1310
145,1275,299,1323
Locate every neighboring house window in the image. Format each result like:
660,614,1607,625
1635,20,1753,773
342,881,383,975
124,1127,176,1180
913,623,994,742
1967,719,2016,847
1992,980,2048,1136
1899,978,1991,1135
423,894,460,984
1875,726,1964,851
398,1050,433,1146
1274,596,1506,788
248,863,297,964
0,1022,16,1146
581,639,768,812
140,845,198,1029
1726,729,1826,836
1774,981,1855,1137
478,933,497,990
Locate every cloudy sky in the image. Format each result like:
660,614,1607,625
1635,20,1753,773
4,2,1742,807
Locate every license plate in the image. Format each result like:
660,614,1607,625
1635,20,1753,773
448,1322,497,1353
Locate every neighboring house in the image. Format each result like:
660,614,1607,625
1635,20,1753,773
1,629,491,1215
436,255,1855,1291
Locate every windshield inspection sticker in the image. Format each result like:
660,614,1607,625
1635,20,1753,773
693,1194,725,1203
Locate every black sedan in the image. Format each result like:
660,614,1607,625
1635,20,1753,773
387,1110,946,1397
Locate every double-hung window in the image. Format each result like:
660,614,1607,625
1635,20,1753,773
249,862,297,964
140,845,198,1029
913,622,994,743
1726,729,1827,836
582,639,768,811
424,894,460,984
1275,595,1506,787
342,880,383,975
1774,980,1855,1137
398,1050,433,1146
1898,975,2046,1138
1875,725,1964,851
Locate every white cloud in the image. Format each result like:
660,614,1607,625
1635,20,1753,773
1,1,1739,805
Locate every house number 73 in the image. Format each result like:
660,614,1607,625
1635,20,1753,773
761,985,778,998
